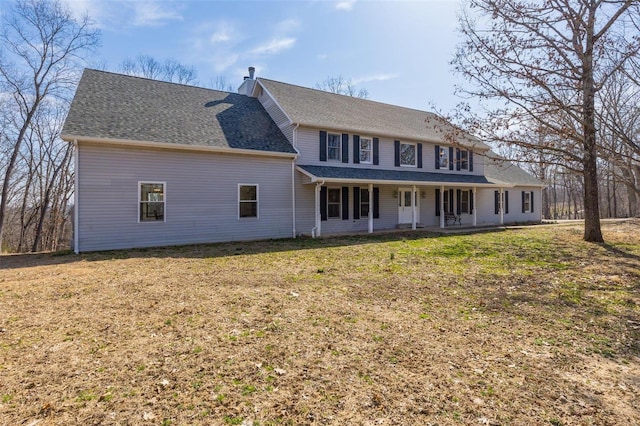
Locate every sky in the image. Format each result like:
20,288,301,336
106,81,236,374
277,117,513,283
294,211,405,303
60,0,466,113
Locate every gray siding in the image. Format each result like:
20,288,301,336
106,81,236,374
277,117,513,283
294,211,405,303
295,126,485,176
77,143,294,252
475,187,542,225
259,90,291,129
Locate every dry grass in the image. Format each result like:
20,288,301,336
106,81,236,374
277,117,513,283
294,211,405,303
1,220,639,426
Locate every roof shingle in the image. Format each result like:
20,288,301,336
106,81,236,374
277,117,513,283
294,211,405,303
62,69,296,154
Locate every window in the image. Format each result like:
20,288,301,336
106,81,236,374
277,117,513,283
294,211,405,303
443,190,450,213
523,191,531,213
400,142,416,167
460,190,470,214
439,147,449,168
327,188,341,218
460,150,469,170
239,184,258,218
327,133,341,161
139,182,165,222
360,188,370,217
360,137,372,164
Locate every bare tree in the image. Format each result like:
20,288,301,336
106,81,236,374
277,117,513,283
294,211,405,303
211,75,234,92
452,0,640,242
0,0,100,252
316,75,369,99
119,54,198,85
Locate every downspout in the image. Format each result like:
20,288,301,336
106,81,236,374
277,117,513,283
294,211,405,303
291,124,300,238
311,180,325,238
73,139,79,254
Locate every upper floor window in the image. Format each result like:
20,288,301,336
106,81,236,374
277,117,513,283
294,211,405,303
327,133,341,161
439,147,449,169
239,184,258,218
139,182,165,222
460,150,469,170
400,142,416,167
360,137,372,164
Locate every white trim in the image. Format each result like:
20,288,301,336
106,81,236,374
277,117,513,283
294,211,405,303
358,135,373,164
327,133,341,162
73,140,79,254
61,135,298,159
326,187,342,219
399,141,417,168
254,79,295,125
138,181,166,223
238,183,259,219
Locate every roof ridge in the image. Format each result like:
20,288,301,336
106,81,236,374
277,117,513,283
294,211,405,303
83,68,234,95
257,77,441,118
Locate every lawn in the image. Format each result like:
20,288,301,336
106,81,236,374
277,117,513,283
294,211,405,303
1,220,639,425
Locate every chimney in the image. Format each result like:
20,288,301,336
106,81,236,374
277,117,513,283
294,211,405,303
248,66,255,79
238,66,257,96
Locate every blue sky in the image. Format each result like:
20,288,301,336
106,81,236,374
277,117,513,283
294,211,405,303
63,0,465,112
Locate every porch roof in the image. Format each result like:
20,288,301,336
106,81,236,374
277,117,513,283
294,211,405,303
297,165,496,187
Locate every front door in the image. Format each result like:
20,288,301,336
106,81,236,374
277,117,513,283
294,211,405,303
398,188,419,224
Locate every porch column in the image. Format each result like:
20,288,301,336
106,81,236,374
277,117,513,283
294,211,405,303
368,183,374,233
499,188,504,225
412,185,417,230
473,186,477,226
440,185,445,228
315,182,322,237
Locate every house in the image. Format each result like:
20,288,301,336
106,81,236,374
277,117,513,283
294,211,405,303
61,68,543,252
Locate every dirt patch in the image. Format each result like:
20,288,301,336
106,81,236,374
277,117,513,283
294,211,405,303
1,220,639,425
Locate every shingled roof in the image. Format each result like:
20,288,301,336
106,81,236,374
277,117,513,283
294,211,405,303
484,152,545,187
62,69,296,154
257,78,489,150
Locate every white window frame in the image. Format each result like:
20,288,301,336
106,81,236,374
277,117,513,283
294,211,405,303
523,191,532,213
439,147,449,169
238,184,259,219
359,136,373,164
400,142,417,167
460,150,469,171
460,190,470,214
138,181,166,223
359,188,370,218
327,133,341,162
327,187,341,219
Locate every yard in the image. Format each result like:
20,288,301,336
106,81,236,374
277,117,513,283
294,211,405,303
1,221,639,425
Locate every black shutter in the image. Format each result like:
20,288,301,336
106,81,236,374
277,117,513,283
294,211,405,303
394,140,400,167
456,189,462,215
435,145,440,169
530,191,534,212
342,187,349,220
373,138,379,165
320,187,327,220
469,151,474,172
342,134,349,163
448,189,454,213
353,187,360,220
456,149,461,171
522,191,526,213
449,147,454,170
319,131,327,162
417,143,423,168
505,191,509,214
470,190,474,213
373,187,380,219
353,134,360,164
435,188,441,216
495,191,500,215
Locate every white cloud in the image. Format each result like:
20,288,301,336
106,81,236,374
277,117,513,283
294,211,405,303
250,37,296,55
336,1,356,11
353,73,399,85
131,1,183,27
317,53,329,60
276,19,300,33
